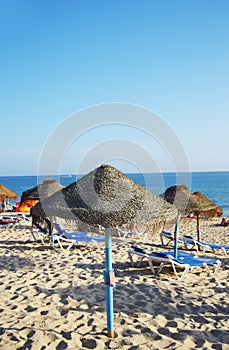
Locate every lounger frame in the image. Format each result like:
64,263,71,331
128,248,221,281
182,234,229,256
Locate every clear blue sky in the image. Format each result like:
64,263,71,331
1,0,228,175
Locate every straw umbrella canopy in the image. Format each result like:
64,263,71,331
161,185,219,217
161,184,219,240
160,184,191,257
0,188,8,199
33,165,178,230
160,184,190,215
192,191,222,218
33,165,178,338
21,179,65,230
20,179,65,204
0,184,17,201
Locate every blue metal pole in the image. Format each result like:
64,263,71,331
196,214,200,241
105,227,115,338
174,218,179,259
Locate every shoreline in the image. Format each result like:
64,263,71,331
1,171,229,217
0,217,228,349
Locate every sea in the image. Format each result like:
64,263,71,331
1,171,229,217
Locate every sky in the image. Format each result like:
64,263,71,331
0,0,229,176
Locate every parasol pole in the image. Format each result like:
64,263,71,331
174,214,180,259
104,227,116,338
196,213,200,241
174,215,180,259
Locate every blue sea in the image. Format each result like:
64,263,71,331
1,171,229,216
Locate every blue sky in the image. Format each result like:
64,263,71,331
0,0,229,175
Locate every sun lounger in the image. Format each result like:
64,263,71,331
0,222,14,229
16,213,31,221
53,223,90,239
52,223,105,251
117,227,147,239
52,233,106,251
182,234,229,256
128,246,221,281
160,231,184,247
31,223,50,245
0,216,20,229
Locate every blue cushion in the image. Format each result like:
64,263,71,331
131,246,146,254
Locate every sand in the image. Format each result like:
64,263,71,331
0,215,229,349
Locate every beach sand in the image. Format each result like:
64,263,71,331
0,216,228,349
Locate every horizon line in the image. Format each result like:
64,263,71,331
1,169,229,177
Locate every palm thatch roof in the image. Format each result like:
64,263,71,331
161,185,220,218
20,179,65,204
0,184,17,200
33,165,178,231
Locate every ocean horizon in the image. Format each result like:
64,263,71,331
1,171,229,216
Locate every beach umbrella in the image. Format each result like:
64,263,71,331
192,191,222,217
20,179,65,204
0,184,17,201
0,188,7,199
162,185,219,241
160,184,190,215
160,185,190,257
16,200,39,213
20,179,65,230
190,191,220,240
33,164,178,338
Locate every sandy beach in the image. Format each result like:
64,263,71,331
0,216,228,349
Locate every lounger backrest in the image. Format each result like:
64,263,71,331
53,223,64,234
131,245,147,254
183,235,194,240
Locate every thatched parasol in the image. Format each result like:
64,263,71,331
0,188,7,199
33,166,178,230
21,179,65,230
20,179,65,203
0,184,17,201
33,164,178,338
160,184,190,215
161,185,220,216
192,191,222,218
161,185,220,240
